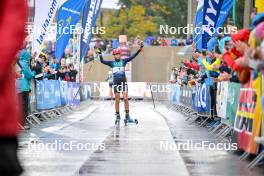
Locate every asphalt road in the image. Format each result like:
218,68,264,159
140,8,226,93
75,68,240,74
18,101,264,176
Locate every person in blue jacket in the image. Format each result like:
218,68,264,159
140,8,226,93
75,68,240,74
16,49,35,125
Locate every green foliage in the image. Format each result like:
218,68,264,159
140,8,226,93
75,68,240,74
104,5,157,39
103,0,188,38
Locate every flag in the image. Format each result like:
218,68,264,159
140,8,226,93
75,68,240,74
194,0,205,51
32,0,59,56
55,0,85,61
80,0,103,61
201,0,224,49
215,0,233,30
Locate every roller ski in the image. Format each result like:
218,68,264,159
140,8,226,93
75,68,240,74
124,114,138,126
115,113,121,126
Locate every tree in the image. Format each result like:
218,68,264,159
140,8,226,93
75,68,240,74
104,5,157,39
118,0,188,37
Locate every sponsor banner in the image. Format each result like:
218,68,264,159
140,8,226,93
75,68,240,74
180,87,193,107
262,75,264,137
81,83,92,101
201,0,224,49
170,84,181,105
80,0,103,61
36,80,82,110
193,83,211,113
194,0,226,50
36,80,62,110
67,82,81,105
194,0,204,51
56,0,85,61
255,0,264,13
234,74,262,154
216,82,229,119
214,0,233,33
226,82,241,125
32,0,59,56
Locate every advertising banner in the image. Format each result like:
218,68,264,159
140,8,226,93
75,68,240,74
193,83,211,113
216,82,229,119
32,0,59,56
36,80,82,110
80,0,103,61
36,80,62,110
56,0,85,61
234,75,262,154
226,82,241,125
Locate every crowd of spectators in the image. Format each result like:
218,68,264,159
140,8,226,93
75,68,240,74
15,42,79,128
169,12,264,119
142,35,193,46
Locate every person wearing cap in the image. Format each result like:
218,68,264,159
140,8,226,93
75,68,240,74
97,42,144,124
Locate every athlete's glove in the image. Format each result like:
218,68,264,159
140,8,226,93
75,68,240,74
140,41,144,49
96,48,102,55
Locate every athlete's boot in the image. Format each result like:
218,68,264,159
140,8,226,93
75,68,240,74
115,113,121,125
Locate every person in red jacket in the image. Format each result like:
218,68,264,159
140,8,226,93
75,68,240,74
0,0,28,175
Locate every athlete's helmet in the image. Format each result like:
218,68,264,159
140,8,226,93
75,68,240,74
112,48,121,55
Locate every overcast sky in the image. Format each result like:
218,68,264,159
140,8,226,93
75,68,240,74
101,0,120,9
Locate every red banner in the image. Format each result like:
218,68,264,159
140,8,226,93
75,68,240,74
234,74,262,154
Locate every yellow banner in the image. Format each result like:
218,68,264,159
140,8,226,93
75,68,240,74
256,0,264,13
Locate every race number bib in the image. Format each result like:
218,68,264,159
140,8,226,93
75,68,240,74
113,67,125,73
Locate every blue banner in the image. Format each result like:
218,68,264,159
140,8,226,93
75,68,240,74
193,83,211,113
80,0,103,61
67,82,81,105
194,0,205,51
214,0,233,33
55,0,85,61
201,0,224,49
36,80,85,110
36,80,62,110
170,84,181,104
81,83,92,101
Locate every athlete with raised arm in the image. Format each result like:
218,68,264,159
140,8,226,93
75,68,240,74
96,42,144,125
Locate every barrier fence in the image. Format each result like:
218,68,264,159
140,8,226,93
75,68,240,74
24,80,92,130
30,80,92,111
167,75,263,169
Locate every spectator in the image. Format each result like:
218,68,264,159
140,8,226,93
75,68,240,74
171,37,178,46
17,50,35,125
69,64,78,82
64,66,71,81
49,58,59,80
186,35,193,45
32,55,45,80
56,67,66,80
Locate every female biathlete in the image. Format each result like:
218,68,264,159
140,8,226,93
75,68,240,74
96,42,144,125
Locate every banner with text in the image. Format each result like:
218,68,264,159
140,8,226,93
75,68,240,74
33,0,58,56
80,0,103,61
55,0,85,61
234,74,262,154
